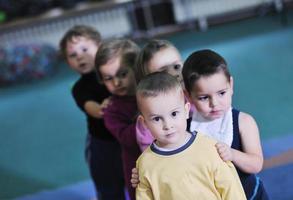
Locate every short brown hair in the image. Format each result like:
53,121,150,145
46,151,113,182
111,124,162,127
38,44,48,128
59,25,101,59
182,49,230,94
136,72,182,109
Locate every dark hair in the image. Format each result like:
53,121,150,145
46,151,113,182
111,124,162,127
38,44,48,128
95,39,140,82
182,49,231,94
59,25,101,59
136,71,182,99
135,39,176,82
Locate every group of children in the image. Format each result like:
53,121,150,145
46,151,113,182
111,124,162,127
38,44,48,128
60,25,269,200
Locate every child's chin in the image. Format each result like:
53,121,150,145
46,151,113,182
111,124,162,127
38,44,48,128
80,68,93,74
209,115,223,120
115,91,127,96
203,114,221,120
115,89,130,96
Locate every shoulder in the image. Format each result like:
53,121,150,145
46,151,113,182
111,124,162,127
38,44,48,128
238,111,260,142
193,133,220,158
137,147,155,168
191,133,225,169
196,132,217,146
71,75,91,93
71,75,82,88
106,96,137,114
72,73,106,90
238,111,258,128
71,77,83,96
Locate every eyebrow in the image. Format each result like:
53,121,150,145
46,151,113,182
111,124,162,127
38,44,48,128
162,62,180,68
102,67,129,76
147,106,181,117
217,87,229,92
147,110,162,116
158,66,168,71
196,87,229,96
117,67,129,72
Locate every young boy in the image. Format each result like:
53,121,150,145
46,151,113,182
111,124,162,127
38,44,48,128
135,72,246,200
59,25,125,200
182,49,268,199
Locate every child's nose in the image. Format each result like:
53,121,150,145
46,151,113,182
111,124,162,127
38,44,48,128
162,119,173,130
113,77,121,86
76,54,83,61
210,97,218,107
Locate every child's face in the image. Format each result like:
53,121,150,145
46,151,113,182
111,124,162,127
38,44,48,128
148,47,184,87
99,56,137,96
138,88,190,149
189,72,233,120
66,36,98,74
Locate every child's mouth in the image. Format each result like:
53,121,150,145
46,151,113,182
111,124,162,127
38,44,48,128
166,132,175,138
79,63,87,68
115,87,125,94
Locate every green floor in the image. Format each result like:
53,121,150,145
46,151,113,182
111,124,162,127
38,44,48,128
1,12,293,199
0,68,90,198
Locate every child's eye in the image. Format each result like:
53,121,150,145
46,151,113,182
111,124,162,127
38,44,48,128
198,96,208,101
118,69,129,78
173,64,182,71
68,53,76,58
219,91,226,96
103,76,113,82
171,111,178,117
152,117,161,122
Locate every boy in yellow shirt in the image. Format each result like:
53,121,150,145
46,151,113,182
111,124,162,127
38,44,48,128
135,72,246,200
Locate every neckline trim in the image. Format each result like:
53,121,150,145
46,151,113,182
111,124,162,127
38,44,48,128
150,131,197,156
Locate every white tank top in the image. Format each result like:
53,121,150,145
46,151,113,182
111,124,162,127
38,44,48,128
190,107,233,147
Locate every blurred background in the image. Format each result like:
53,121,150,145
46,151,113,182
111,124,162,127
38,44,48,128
1,0,293,199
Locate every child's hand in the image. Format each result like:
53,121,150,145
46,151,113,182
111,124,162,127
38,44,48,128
101,98,111,109
215,142,233,162
98,98,111,117
130,167,139,188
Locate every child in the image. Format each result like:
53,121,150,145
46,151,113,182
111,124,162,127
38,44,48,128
135,39,186,151
135,72,246,200
95,39,141,200
136,39,183,86
182,49,268,199
59,25,125,199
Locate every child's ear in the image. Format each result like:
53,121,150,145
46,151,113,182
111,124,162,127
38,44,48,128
183,89,192,103
184,102,191,119
230,76,234,95
137,114,148,129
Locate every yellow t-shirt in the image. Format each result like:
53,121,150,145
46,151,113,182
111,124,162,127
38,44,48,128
136,132,246,200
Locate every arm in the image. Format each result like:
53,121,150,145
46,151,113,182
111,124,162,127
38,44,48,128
214,161,246,200
233,112,263,173
216,112,263,173
136,179,153,200
136,165,154,200
103,106,139,149
71,79,111,119
84,98,110,119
